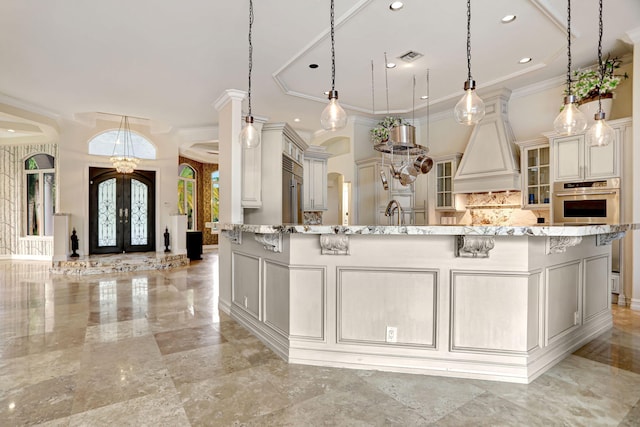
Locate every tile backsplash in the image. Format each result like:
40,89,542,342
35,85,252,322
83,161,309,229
463,191,543,226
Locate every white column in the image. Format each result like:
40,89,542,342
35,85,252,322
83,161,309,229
170,214,187,255
52,213,69,261
214,89,246,225
43,174,54,236
214,89,246,314
624,27,640,310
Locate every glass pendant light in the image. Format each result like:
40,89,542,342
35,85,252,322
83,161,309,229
321,0,347,131
553,0,587,135
585,0,615,147
239,0,260,149
454,0,485,125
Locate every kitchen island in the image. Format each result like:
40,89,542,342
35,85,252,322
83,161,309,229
220,223,635,383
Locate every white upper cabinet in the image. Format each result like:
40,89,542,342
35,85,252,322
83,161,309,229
303,146,331,211
432,153,462,211
549,118,630,182
516,138,550,208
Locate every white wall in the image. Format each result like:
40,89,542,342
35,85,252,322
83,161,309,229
57,117,179,255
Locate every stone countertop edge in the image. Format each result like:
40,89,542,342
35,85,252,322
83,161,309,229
221,223,638,237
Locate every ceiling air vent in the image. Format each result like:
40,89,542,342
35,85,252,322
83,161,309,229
398,50,423,63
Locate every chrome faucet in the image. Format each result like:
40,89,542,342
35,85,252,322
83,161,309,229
385,199,404,225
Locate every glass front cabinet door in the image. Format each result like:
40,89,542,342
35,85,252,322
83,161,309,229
433,153,462,211
517,138,550,208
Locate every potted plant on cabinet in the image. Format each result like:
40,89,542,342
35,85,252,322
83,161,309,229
571,55,628,121
370,116,411,144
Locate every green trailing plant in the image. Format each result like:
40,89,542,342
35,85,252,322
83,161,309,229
570,55,628,104
370,116,411,144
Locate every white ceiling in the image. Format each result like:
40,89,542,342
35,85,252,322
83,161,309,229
0,0,637,138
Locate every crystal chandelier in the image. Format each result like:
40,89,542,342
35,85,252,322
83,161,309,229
110,116,139,173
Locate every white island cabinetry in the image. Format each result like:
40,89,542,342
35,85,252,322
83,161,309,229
221,223,634,384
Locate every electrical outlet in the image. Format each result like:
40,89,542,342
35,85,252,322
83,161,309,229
386,326,397,343
244,296,248,308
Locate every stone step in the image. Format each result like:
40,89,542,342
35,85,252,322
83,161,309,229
50,252,189,275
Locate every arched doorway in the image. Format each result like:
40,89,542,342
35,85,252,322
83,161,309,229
88,167,156,254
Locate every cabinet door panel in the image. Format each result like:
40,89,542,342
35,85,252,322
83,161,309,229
356,164,377,225
553,136,583,182
585,136,618,179
311,159,326,209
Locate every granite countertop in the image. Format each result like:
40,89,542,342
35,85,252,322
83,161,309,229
221,223,638,237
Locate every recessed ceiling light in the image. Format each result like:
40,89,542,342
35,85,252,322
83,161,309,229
389,2,404,11
7,129,15,133
420,95,429,100
386,62,396,69
518,57,532,64
501,15,516,23
309,63,319,69
294,118,301,123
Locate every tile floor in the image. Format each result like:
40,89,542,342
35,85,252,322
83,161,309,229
1,250,639,426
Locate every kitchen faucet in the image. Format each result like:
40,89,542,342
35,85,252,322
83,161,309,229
385,199,404,225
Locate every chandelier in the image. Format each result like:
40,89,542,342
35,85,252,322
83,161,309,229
110,115,139,173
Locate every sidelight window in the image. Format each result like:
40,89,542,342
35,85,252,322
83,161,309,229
178,164,196,230
24,154,55,236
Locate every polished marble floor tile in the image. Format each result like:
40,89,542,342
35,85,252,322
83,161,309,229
1,251,640,426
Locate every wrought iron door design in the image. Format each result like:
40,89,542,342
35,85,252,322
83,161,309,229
89,167,155,254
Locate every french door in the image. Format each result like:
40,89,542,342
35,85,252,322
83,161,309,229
89,167,156,254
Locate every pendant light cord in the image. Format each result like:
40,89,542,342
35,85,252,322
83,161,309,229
330,0,336,91
565,0,572,94
466,0,472,82
247,0,254,116
596,0,604,113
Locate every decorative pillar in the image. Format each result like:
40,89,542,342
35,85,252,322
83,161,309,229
214,89,246,314
170,214,187,255
52,213,70,261
214,89,246,225
623,27,640,310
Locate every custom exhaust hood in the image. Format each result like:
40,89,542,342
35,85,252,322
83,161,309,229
453,89,521,194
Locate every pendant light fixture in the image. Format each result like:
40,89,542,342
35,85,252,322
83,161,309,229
320,0,347,131
453,0,485,125
454,0,485,125
239,0,261,149
586,0,615,147
553,0,587,136
110,116,139,174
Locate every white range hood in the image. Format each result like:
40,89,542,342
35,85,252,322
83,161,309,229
453,89,521,194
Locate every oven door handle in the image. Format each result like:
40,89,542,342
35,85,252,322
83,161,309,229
555,190,618,197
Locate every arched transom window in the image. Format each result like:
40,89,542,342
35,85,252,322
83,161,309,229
88,130,157,159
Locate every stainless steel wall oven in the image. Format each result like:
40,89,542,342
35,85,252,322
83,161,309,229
553,178,619,224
